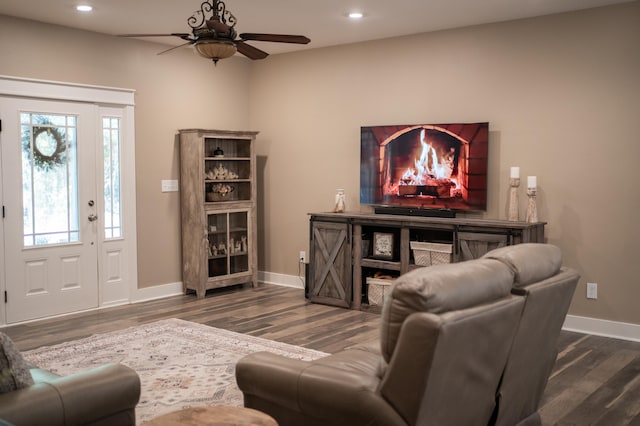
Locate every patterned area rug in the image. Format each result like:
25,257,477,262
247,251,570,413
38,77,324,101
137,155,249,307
23,318,327,424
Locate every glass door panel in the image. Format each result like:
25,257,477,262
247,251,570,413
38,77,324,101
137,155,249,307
21,112,80,247
207,212,228,277
206,210,250,277
103,116,122,239
229,211,249,274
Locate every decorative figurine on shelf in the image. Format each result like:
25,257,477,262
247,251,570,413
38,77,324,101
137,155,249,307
235,240,242,253
211,244,218,256
205,164,239,180
526,176,538,223
241,235,247,253
229,238,235,254
334,189,346,213
508,166,520,221
213,147,224,157
218,242,226,255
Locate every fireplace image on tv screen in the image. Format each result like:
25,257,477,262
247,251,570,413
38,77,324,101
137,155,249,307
360,123,489,212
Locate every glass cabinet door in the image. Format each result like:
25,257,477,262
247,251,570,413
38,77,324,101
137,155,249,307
207,210,250,277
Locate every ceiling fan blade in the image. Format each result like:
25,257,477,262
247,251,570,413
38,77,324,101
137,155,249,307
239,33,310,44
118,33,193,41
236,41,269,60
157,41,195,55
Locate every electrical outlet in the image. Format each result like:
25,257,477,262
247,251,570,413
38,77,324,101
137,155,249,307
586,282,598,299
299,251,307,263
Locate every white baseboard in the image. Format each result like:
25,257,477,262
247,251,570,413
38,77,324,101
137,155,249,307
258,270,305,289
563,314,640,343
132,281,183,303
129,272,305,304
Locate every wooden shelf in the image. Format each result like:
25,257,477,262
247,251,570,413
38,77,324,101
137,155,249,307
179,129,258,298
360,258,401,271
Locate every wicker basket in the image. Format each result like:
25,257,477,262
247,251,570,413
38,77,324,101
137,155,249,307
410,241,453,266
206,191,235,202
206,192,224,202
366,277,394,306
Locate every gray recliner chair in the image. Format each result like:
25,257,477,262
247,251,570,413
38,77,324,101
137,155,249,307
236,243,578,426
237,254,526,425
484,244,579,426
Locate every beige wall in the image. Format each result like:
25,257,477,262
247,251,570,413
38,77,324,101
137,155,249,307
0,16,251,288
1,2,639,326
248,2,640,325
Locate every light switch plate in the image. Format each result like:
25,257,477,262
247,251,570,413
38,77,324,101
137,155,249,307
586,282,598,299
161,179,179,192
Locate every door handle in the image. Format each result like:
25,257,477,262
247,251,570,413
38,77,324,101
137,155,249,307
88,214,98,222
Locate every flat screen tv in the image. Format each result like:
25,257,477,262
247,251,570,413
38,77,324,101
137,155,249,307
360,122,489,214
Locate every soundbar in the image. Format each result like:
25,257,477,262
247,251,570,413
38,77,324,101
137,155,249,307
374,206,456,218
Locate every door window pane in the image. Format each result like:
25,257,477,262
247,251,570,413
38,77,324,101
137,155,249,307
21,113,79,246
103,117,122,239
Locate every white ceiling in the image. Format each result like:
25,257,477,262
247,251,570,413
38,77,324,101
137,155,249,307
0,0,633,57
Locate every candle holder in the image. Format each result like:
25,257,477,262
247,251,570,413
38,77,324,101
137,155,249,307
508,178,520,221
526,188,538,223
334,189,346,213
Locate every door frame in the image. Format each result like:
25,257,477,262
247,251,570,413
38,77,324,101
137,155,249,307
0,75,138,325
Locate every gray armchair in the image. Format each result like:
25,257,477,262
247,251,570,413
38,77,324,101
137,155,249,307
236,243,578,426
237,254,525,425
483,244,579,426
0,363,141,426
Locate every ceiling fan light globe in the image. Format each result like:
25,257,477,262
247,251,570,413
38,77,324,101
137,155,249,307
194,41,237,61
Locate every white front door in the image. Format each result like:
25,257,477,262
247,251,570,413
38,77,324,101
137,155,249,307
0,97,99,323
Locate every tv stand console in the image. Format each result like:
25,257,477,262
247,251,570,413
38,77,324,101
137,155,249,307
307,212,545,309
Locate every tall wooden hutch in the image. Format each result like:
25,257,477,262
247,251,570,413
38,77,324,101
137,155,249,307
179,129,258,298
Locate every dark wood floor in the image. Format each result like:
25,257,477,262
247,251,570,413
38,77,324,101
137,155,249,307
3,283,640,425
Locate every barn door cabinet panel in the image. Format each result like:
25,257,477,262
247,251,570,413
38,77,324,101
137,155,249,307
456,232,508,262
308,212,545,309
308,218,352,308
179,129,258,298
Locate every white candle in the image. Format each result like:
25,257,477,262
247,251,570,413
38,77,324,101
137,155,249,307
510,166,520,179
527,176,537,188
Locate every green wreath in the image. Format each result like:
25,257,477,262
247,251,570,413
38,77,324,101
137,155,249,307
29,126,67,170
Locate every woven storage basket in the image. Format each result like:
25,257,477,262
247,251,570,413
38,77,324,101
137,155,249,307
410,241,453,266
366,278,394,306
206,192,226,202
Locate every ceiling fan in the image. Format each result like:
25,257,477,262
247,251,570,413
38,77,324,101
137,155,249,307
119,0,310,64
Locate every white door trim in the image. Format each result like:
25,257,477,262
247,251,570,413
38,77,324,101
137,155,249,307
0,75,138,325
0,75,135,106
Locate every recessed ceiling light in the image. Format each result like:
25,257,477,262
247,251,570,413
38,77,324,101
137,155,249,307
348,12,364,19
76,5,93,12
